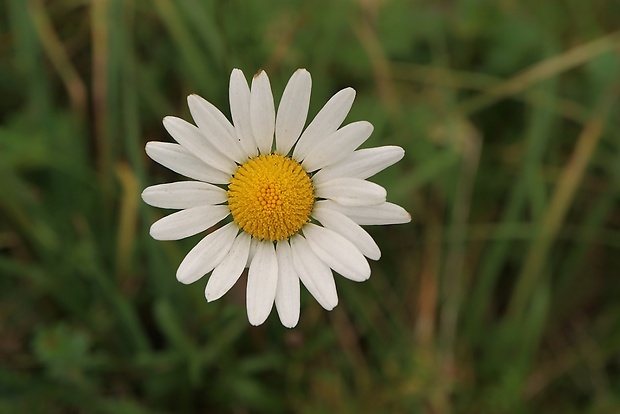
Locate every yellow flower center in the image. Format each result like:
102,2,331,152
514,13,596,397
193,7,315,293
227,154,315,241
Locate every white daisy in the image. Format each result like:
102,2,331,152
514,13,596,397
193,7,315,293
142,69,411,328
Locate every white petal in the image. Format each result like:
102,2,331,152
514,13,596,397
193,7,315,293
176,222,238,284
187,94,247,164
303,223,370,282
205,232,251,302
319,200,411,225
250,70,275,154
315,177,386,206
162,117,236,175
312,146,405,185
145,142,231,184
149,205,229,240
302,121,374,172
293,87,356,161
247,241,278,326
290,235,338,310
275,240,300,328
312,203,380,260
142,181,227,209
229,69,258,158
246,238,259,267
276,69,311,155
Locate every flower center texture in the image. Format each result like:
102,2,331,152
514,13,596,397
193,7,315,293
227,154,315,241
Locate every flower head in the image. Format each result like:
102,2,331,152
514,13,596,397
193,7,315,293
142,69,410,327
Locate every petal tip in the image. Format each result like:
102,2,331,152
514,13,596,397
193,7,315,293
253,69,265,79
325,301,338,311
248,316,266,327
282,320,298,329
162,116,185,132
278,308,300,329
148,223,166,241
187,94,209,110
344,87,356,98
175,269,194,285
187,94,199,105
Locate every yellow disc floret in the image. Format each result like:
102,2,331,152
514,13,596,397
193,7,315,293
227,154,315,241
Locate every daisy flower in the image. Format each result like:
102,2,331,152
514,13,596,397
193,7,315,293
142,69,410,328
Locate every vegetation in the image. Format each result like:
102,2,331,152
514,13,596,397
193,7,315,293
1,0,619,412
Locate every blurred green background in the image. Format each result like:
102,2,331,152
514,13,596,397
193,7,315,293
2,0,620,412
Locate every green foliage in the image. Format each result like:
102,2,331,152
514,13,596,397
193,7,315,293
1,0,620,412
